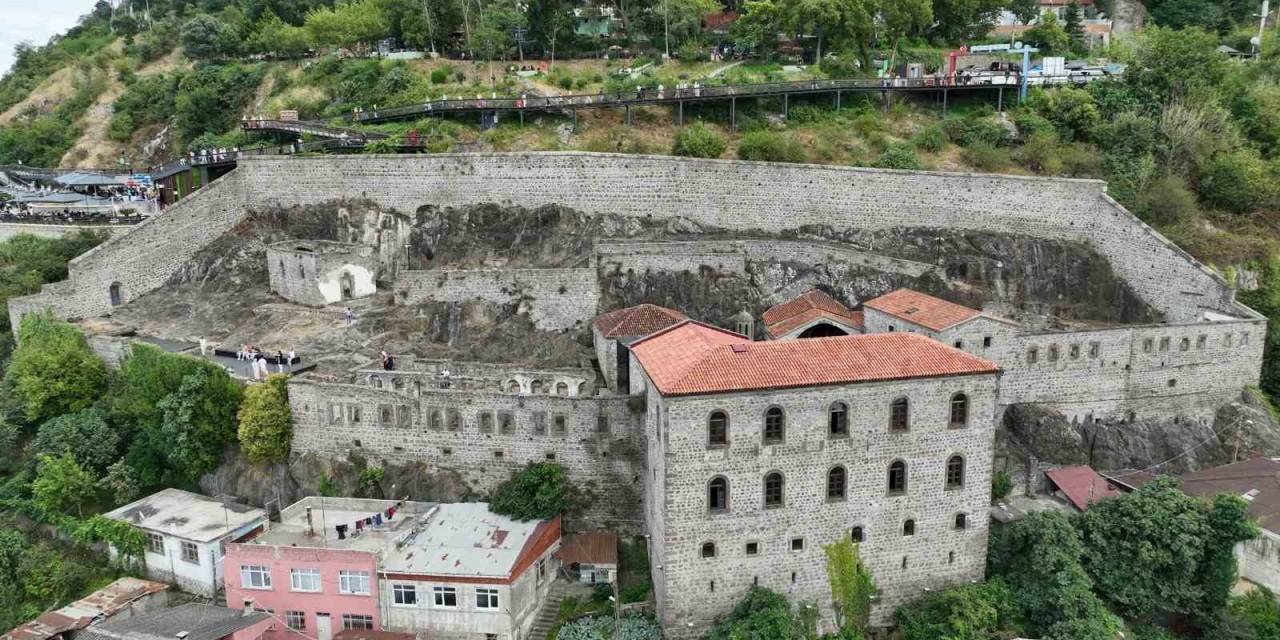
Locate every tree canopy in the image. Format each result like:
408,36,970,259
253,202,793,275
5,313,107,425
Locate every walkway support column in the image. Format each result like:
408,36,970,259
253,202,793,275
730,97,736,131
678,101,683,126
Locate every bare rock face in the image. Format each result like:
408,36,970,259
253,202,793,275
999,389,1280,475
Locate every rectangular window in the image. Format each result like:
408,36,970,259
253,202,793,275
479,412,494,433
446,408,461,431
146,533,164,554
1068,344,1080,359
597,414,610,434
493,450,505,459
982,336,992,348
499,412,515,434
433,585,458,607
241,565,272,589
533,412,547,435
790,538,804,552
347,405,361,423
341,615,374,631
1159,337,1170,352
393,584,418,606
745,542,759,556
328,404,342,425
553,414,567,435
397,405,412,428
338,570,371,595
475,587,499,609
379,404,394,424
1027,347,1038,364
1197,335,1207,349
180,541,199,564
285,611,306,630
1089,342,1100,358
1143,338,1154,353
290,568,322,592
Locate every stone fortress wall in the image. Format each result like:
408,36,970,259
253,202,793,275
393,267,599,331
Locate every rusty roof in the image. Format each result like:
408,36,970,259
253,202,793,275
556,531,619,566
593,304,687,339
1045,465,1122,512
631,321,999,397
762,290,864,338
863,289,982,332
1177,458,1280,533
5,578,168,640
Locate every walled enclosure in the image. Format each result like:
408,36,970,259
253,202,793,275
267,239,377,306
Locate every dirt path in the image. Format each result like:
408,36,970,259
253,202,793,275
0,66,78,124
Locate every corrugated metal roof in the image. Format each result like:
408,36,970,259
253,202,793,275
1045,465,1121,512
631,321,999,397
556,531,619,566
76,604,268,640
4,578,168,640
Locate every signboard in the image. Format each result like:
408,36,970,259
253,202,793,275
129,174,153,187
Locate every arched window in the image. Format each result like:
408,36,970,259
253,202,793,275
763,472,784,508
763,407,785,444
888,460,907,494
708,477,728,512
903,519,915,536
828,402,848,437
946,455,965,489
372,378,383,389
392,377,404,391
507,380,521,393
555,382,569,395
851,526,864,543
949,393,968,428
954,513,967,530
890,398,909,431
708,411,729,447
531,380,544,394
701,542,716,558
827,466,847,501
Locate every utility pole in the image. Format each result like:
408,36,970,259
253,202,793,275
424,0,437,54
1255,0,1271,54
663,0,670,60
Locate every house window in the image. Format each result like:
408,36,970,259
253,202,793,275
889,325,895,332
764,472,784,508
429,408,443,430
372,378,383,389
499,412,515,434
903,519,916,536
1226,333,1234,347
701,542,716,558
1159,337,1170,352
341,615,374,631
553,414,567,435
708,411,729,446
285,612,306,630
1089,342,1100,358
241,565,272,590
946,455,965,489
393,584,417,605
290,568,321,592
983,336,992,348
763,407,785,444
851,526,864,543
950,393,968,428
791,537,804,552
827,466,847,501
475,587,499,609
954,513,967,530
1028,346,1039,363
146,533,163,554
1069,344,1080,359
890,398,909,431
1048,344,1060,361
708,477,729,512
1180,337,1190,351
1143,337,1154,352
533,412,547,435
888,460,907,495
433,586,458,607
493,450,505,459
379,404,393,424
597,414,610,434
180,541,199,564
446,408,461,431
828,402,848,437
555,382,569,395
479,412,494,433
328,404,342,425
1168,379,1177,387
745,542,759,555
954,340,963,349
348,405,361,423
1197,335,1207,349
338,570,371,595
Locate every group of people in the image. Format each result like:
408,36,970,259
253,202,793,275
235,343,297,380
380,350,396,371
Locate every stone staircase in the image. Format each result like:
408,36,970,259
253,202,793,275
528,580,571,640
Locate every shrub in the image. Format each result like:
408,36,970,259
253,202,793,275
33,408,119,472
558,75,573,90
991,471,1013,502
1013,111,1055,139
429,67,450,84
1015,131,1064,175
911,125,946,152
1028,86,1100,142
737,131,807,163
1197,150,1273,214
1058,143,1102,177
1228,587,1280,639
851,112,881,136
237,374,292,463
788,105,830,124
5,313,107,424
943,116,1009,147
490,462,577,520
874,144,923,170
963,142,1012,171
557,613,662,640
820,53,859,78
895,578,1020,640
672,122,727,158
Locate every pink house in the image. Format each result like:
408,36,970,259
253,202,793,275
224,497,433,640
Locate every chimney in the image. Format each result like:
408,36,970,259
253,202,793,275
242,600,253,616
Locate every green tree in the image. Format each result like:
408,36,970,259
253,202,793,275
880,0,932,54
238,375,292,462
825,538,874,632
1008,0,1039,24
928,0,1005,42
1063,1,1084,50
0,116,81,167
708,587,807,640
5,313,107,424
1022,11,1071,57
1027,86,1100,142
526,0,572,62
1076,476,1258,626
306,0,391,51
672,122,727,158
32,453,98,516
1148,0,1229,31
989,510,1121,637
1124,27,1229,110
895,578,1020,640
1229,586,1280,639
32,408,119,472
180,14,234,60
490,462,576,520
155,366,243,483
738,130,807,163
772,0,875,64
656,0,719,51
99,460,142,506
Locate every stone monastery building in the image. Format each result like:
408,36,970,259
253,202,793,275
7,153,1268,637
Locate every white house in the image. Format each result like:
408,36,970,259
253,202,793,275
104,488,267,597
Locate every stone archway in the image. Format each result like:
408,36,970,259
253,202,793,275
340,271,355,300
797,322,847,339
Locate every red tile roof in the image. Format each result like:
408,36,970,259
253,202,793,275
762,290,864,338
593,304,687,339
631,321,999,397
556,531,619,566
1045,465,1122,512
863,289,981,332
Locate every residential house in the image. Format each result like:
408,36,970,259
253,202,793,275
104,489,267,597
4,578,169,640
557,531,618,584
75,603,271,640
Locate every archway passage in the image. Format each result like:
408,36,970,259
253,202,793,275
797,322,848,339
109,282,123,307
340,272,355,300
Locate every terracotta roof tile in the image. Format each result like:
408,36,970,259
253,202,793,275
631,321,998,397
593,304,687,339
763,290,864,337
863,289,981,332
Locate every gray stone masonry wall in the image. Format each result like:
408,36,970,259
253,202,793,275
864,308,1266,422
355,362,596,396
233,154,1233,322
394,268,599,331
594,239,936,282
288,377,644,528
267,240,378,307
650,373,1000,636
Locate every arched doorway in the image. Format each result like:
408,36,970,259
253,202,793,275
797,322,847,339
109,282,123,307
340,271,355,300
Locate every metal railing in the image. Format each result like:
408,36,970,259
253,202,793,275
241,119,388,141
